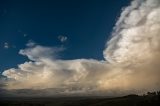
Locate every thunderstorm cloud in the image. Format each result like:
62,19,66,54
1,0,160,96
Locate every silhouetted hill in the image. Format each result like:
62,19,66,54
0,91,160,106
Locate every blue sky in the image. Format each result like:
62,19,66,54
0,0,130,72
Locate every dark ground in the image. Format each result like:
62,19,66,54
0,93,160,106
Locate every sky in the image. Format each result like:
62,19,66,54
0,0,130,73
1,0,160,97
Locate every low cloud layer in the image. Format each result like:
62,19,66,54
1,0,160,96
2,45,109,91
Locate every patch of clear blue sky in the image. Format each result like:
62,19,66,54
0,0,130,72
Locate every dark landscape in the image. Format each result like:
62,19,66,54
0,91,160,106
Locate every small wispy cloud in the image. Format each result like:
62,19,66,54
3,42,16,49
58,35,67,43
26,40,36,47
17,29,28,37
4,42,9,49
24,34,27,37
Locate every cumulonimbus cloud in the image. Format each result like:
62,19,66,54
1,0,160,96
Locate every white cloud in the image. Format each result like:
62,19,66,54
3,42,17,49
4,42,9,49
58,35,67,43
102,0,160,92
1,0,160,96
2,45,109,91
103,0,160,65
26,40,36,47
